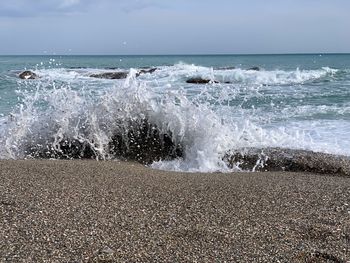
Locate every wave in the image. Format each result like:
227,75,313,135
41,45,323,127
151,64,339,85
0,71,234,172
11,63,341,86
0,64,349,172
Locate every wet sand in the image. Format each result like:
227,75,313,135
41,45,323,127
1,160,349,262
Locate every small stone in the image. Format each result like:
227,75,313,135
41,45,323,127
101,246,114,254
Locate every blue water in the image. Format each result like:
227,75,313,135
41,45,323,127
1,54,350,172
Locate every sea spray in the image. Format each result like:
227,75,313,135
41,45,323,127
1,59,350,172
0,69,233,170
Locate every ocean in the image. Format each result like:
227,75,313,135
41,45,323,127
0,54,349,172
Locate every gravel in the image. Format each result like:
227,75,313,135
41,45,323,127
1,160,349,262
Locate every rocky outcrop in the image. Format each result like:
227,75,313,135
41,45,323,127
186,78,219,84
109,119,183,164
19,71,38,79
136,67,157,77
90,68,158,80
25,119,183,164
224,147,350,176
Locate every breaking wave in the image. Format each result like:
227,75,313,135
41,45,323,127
16,63,340,86
160,63,339,85
0,63,349,173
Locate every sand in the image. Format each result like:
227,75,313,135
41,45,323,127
1,160,349,262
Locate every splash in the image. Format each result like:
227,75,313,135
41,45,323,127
0,63,349,172
0,70,235,171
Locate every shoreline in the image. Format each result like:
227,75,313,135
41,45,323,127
1,160,349,262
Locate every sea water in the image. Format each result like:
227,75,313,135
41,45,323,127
0,54,349,172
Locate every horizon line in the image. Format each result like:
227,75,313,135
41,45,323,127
1,52,350,56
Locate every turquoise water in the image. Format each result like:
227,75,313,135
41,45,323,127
1,54,350,171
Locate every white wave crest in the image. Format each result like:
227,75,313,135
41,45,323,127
0,65,348,172
155,63,338,85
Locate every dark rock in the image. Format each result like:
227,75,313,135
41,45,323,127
19,71,38,79
186,78,219,84
136,68,157,77
223,147,350,176
26,139,97,159
109,119,183,164
247,66,260,71
90,68,157,79
24,119,183,164
90,72,128,79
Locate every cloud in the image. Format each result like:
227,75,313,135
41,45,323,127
0,0,91,17
120,0,166,13
59,0,81,9
0,0,167,17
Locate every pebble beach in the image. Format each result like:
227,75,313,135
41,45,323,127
1,160,349,262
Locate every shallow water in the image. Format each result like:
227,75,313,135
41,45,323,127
0,54,349,172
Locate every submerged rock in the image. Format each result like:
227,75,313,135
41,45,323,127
24,119,183,164
19,71,38,79
224,147,350,176
90,72,129,79
186,77,219,84
26,140,97,159
90,68,157,80
136,67,157,77
247,66,260,71
109,119,183,164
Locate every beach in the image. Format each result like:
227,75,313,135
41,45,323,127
1,160,349,262
1,0,350,260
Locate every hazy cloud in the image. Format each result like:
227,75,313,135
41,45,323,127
59,0,81,9
120,0,165,13
0,0,165,17
0,0,92,17
0,0,349,54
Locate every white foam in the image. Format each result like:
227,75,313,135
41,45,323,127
0,64,348,172
31,63,338,87
135,63,338,86
214,67,337,85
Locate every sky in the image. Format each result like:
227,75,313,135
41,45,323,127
0,0,349,55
